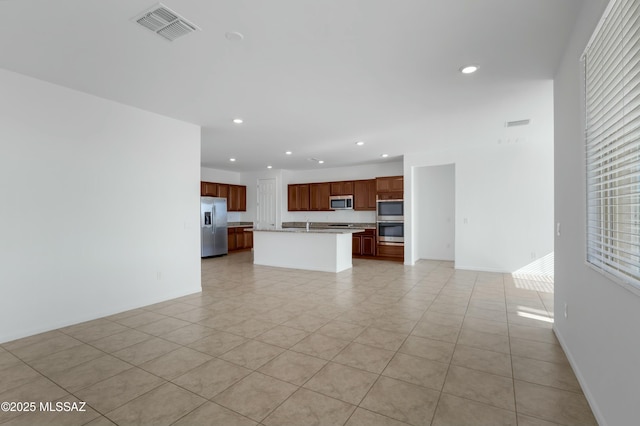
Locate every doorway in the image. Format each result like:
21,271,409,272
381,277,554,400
256,178,277,229
415,164,455,261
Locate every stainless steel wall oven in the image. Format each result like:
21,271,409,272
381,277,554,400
377,199,404,221
377,221,404,245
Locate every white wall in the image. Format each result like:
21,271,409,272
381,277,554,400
200,166,241,185
554,1,640,424
404,81,554,272
0,69,201,343
414,164,455,261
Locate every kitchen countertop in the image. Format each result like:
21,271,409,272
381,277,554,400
250,227,364,234
228,222,253,228
282,221,376,230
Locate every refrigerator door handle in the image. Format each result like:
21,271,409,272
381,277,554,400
212,206,216,234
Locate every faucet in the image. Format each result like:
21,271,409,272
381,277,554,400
306,219,310,231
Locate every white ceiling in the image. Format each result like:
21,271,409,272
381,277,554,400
0,0,583,172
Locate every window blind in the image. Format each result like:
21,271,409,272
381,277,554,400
584,0,640,290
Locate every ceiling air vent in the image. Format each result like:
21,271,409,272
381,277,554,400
505,119,531,127
133,3,200,41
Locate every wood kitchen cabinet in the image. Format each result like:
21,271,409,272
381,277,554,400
310,183,331,210
288,184,310,211
241,229,253,249
216,184,229,199
229,185,247,212
377,244,404,260
354,179,377,210
229,185,240,211
200,181,246,211
330,181,354,196
376,176,403,200
227,227,237,251
352,229,376,257
201,182,218,197
227,226,253,252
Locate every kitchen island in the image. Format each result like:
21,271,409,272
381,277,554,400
251,228,364,272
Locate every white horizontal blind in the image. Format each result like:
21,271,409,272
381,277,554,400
584,0,640,289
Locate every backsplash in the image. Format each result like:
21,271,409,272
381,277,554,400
282,209,376,224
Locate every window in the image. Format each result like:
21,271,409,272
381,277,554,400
584,0,640,290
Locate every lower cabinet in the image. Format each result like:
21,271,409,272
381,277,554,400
352,229,376,257
227,227,253,253
377,244,404,260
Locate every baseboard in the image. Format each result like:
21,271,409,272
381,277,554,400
553,326,607,426
0,288,202,344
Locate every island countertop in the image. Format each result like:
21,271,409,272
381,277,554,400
248,228,364,234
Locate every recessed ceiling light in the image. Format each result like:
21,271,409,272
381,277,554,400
381,154,389,158
232,118,243,124
229,158,236,162
356,141,365,146
318,160,324,164
225,31,244,41
460,65,479,74
285,151,292,155
267,165,272,169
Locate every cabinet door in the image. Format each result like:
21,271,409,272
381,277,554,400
217,184,229,199
309,182,331,210
310,183,330,210
330,181,355,195
352,235,362,255
376,176,403,193
244,230,253,249
330,182,343,196
299,185,310,210
201,181,218,196
354,180,375,210
236,185,243,211
239,185,247,212
342,181,354,195
362,235,376,256
367,180,376,208
353,180,366,210
377,244,404,258
227,228,237,251
288,184,310,211
288,185,298,211
228,185,239,211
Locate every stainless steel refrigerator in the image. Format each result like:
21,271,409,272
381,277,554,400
201,197,228,257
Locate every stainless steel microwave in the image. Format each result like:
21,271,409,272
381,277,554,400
329,195,353,210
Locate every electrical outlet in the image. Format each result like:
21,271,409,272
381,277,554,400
531,252,537,260
564,303,568,319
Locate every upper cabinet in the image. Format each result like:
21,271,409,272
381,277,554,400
376,175,403,200
330,181,354,196
310,183,331,210
288,184,310,211
353,179,376,210
217,184,229,199
229,185,247,212
201,181,246,212
287,176,401,211
201,181,218,197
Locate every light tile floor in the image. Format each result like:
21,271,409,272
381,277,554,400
0,252,597,426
